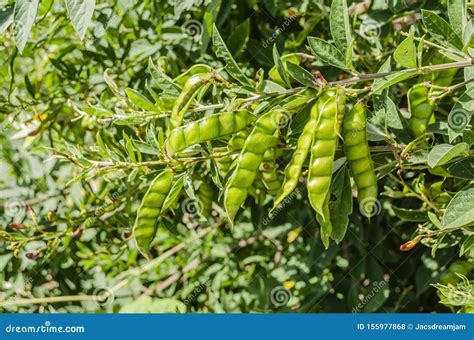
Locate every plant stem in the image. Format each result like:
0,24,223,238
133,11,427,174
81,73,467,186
400,31,467,58
192,87,306,113
327,59,474,86
0,226,215,308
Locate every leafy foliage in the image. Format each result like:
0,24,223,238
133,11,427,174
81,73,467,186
0,0,473,314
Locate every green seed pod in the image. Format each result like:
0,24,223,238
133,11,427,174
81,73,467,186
343,101,378,217
166,110,255,155
197,179,215,218
307,87,345,219
133,169,174,257
224,109,283,224
228,129,249,151
173,64,213,86
407,84,435,138
407,54,458,137
169,73,211,130
260,144,281,195
214,147,233,178
269,53,301,86
273,99,320,208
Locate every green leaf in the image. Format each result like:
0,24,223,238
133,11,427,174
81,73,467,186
443,186,474,229
316,195,332,248
363,281,390,313
447,157,474,179
427,143,469,168
392,206,428,222
212,25,252,86
345,38,354,70
307,36,346,69
371,69,417,94
272,45,291,88
65,0,95,40
371,57,391,95
162,174,185,211
200,0,221,55
122,132,136,163
227,19,250,57
286,62,318,88
428,211,442,229
465,66,474,91
329,166,353,243
460,235,474,256
448,0,466,40
125,88,157,111
103,69,122,96
447,87,474,141
329,0,351,52
421,10,463,51
394,31,417,68
417,35,425,67
148,58,180,96
0,5,13,33
13,0,39,53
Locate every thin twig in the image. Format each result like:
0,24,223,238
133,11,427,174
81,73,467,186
327,59,474,86
0,226,215,307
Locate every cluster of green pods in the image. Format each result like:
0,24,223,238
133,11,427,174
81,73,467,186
407,54,458,137
134,64,380,252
